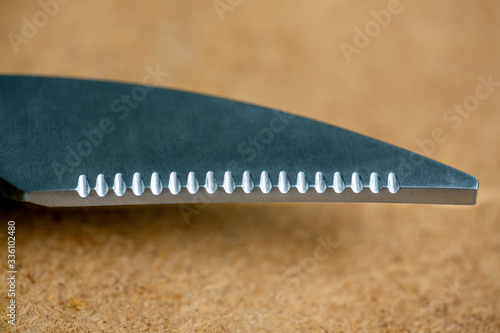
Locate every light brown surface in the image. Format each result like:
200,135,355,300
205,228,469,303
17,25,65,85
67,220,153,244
0,0,499,332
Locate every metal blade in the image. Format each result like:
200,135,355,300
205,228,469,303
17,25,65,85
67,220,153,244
0,76,478,207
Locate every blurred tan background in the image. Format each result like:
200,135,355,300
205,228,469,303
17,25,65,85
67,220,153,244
0,0,499,331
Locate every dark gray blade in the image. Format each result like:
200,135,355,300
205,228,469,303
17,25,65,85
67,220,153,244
0,76,477,207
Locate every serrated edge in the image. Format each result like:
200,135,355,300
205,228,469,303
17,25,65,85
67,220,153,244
76,171,401,197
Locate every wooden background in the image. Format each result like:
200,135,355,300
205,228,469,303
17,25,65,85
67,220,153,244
1,0,499,331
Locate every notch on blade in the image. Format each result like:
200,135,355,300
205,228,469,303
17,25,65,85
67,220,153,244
0,76,478,207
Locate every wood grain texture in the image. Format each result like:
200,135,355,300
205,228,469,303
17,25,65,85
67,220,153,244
0,0,499,331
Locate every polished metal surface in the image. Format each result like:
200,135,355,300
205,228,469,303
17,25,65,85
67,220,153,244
0,76,478,206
